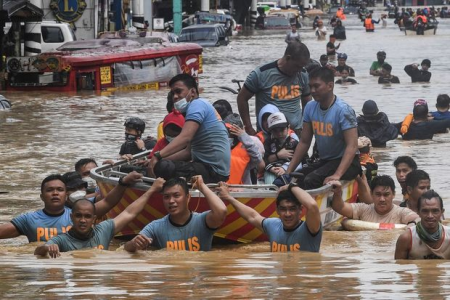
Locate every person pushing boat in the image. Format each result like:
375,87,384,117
217,182,322,252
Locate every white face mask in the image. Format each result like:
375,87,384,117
69,190,87,202
165,135,175,143
82,176,97,188
174,98,189,113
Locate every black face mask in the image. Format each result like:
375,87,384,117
125,133,138,143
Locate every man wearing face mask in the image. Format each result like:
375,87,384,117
148,74,230,184
119,117,155,160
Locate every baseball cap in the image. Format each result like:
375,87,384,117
362,100,379,116
163,110,185,129
267,112,288,130
63,172,88,190
224,113,244,129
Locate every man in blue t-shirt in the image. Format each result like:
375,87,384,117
218,182,322,252
124,175,227,252
237,41,312,138
34,178,166,257
287,67,361,189
148,74,230,184
0,172,142,243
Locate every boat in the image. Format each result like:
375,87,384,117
401,19,438,35
91,151,358,243
5,37,203,92
341,219,407,231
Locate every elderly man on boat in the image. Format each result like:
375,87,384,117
329,175,419,225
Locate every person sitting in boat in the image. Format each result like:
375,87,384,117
224,113,264,185
378,63,400,84
402,170,431,213
213,99,233,120
393,156,417,203
124,176,227,252
149,111,185,159
333,20,346,40
329,175,419,225
357,99,398,147
217,182,322,253
237,41,312,138
431,94,450,122
404,59,432,82
334,67,357,85
0,172,142,243
285,23,301,44
120,117,155,160
357,137,378,185
413,10,428,35
149,74,230,184
34,178,165,258
395,190,449,260
263,112,299,185
370,51,388,76
335,53,355,77
286,67,361,190
398,99,450,140
157,91,174,140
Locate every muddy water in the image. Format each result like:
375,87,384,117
0,16,450,298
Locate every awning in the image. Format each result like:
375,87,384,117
2,0,44,22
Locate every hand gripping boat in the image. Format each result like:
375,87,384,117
91,151,358,243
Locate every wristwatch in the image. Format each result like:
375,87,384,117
288,182,298,192
154,151,163,160
118,177,131,187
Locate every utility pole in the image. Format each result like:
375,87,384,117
173,0,182,35
0,0,4,74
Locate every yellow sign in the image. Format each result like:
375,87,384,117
100,66,112,85
107,82,160,92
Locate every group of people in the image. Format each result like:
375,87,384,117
0,32,447,260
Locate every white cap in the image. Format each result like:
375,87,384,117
267,112,288,130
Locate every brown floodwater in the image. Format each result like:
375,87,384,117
0,15,450,298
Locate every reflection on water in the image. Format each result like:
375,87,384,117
0,16,450,298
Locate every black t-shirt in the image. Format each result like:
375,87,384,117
263,135,298,166
335,78,357,84
326,42,336,55
378,76,400,84
402,120,450,140
335,65,355,77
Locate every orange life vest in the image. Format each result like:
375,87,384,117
336,10,346,20
359,153,376,166
227,142,251,184
418,15,428,24
364,18,374,30
256,131,265,144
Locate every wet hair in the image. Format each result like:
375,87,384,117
436,94,450,109
162,177,189,195
72,199,96,215
370,175,395,193
41,174,65,193
309,67,335,83
284,41,310,61
418,190,444,211
276,190,301,207
330,34,336,39
381,63,392,72
393,156,417,170
213,99,233,120
75,158,98,173
166,91,174,113
340,66,350,73
413,104,429,119
405,170,430,189
169,73,199,95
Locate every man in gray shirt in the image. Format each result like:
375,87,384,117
237,41,312,137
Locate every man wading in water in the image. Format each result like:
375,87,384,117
395,190,450,259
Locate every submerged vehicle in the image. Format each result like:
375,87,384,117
5,38,203,92
178,24,229,47
91,152,358,243
255,15,291,30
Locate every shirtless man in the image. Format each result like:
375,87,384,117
329,175,419,224
395,190,450,259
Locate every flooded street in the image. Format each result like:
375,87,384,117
1,15,450,298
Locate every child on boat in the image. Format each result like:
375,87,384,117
149,111,185,158
263,112,299,185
